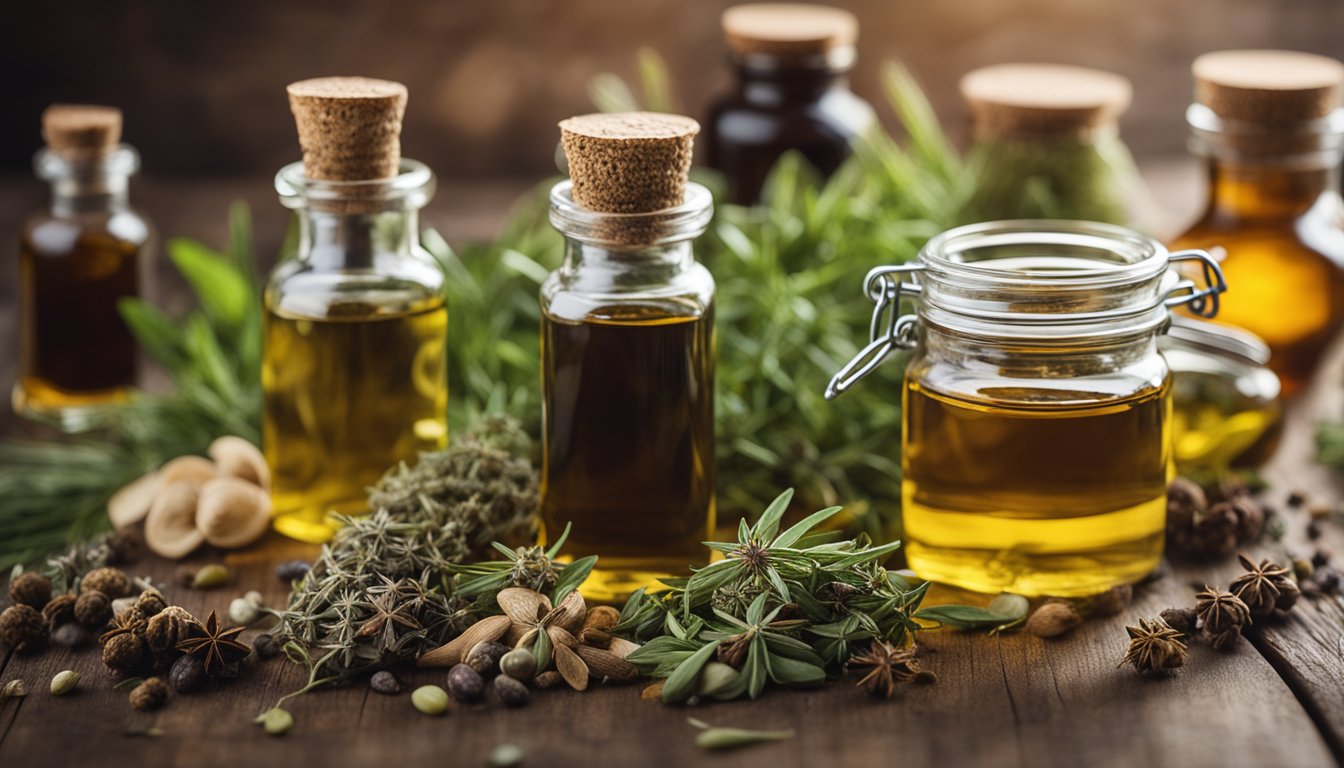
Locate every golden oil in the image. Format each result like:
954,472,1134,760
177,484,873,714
263,293,447,543
902,380,1171,597
541,303,715,603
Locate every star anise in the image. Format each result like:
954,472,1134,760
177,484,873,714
1230,555,1299,618
1195,585,1251,636
355,590,423,652
177,610,250,676
848,640,926,698
1120,617,1187,674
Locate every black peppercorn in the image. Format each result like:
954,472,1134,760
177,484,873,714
448,663,486,703
370,671,401,695
275,560,311,584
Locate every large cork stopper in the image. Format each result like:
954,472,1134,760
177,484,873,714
286,77,408,181
721,3,858,58
961,64,1132,140
42,104,122,155
559,112,699,214
1193,49,1344,123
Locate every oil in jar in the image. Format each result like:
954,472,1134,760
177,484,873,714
541,303,715,603
263,292,447,543
902,380,1171,597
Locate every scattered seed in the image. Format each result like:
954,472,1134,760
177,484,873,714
252,633,281,660
52,623,89,647
1,679,27,700
465,640,509,678
447,664,486,703
255,707,293,736
494,675,529,708
170,655,204,694
499,648,537,682
191,564,230,590
49,670,80,696
275,560,311,583
412,685,450,716
370,671,401,695
488,744,525,767
228,598,259,626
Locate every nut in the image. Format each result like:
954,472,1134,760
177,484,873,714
108,471,163,528
412,684,449,716
145,482,205,559
493,675,530,707
73,591,112,629
447,663,486,703
8,571,52,609
80,567,131,599
196,476,272,549
170,655,204,693
1025,602,1083,638
465,640,509,677
208,436,271,491
499,648,537,681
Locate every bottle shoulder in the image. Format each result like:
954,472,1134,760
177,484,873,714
906,343,1170,406
541,262,715,323
266,246,445,319
22,207,151,255
706,89,875,142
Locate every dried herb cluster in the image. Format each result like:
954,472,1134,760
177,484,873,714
1166,476,1267,560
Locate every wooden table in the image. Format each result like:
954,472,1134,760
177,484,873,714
1,166,1343,767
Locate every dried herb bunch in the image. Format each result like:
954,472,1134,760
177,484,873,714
1166,476,1267,560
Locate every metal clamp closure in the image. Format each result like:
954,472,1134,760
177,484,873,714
824,264,923,400
1164,249,1227,318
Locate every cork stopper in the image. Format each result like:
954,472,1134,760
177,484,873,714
960,64,1132,140
559,112,699,214
1193,50,1344,123
42,104,122,155
286,77,407,181
722,4,857,58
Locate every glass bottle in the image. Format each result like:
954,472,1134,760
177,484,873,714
264,160,447,543
1169,49,1344,395
16,106,149,429
705,3,875,205
957,63,1143,226
540,180,716,603
827,221,1226,596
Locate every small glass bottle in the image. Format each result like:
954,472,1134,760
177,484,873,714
957,64,1143,226
1170,49,1344,395
827,221,1227,596
16,105,149,429
543,113,716,603
705,3,875,205
265,78,447,543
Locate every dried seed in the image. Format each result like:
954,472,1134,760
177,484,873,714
170,655,204,694
494,675,530,707
418,615,511,668
1025,602,1083,638
641,680,665,701
550,591,587,633
496,588,551,625
411,685,449,716
1,679,27,700
191,564,230,590
370,671,401,695
50,670,80,696
579,627,612,649
253,633,281,660
575,644,638,681
533,670,563,689
228,598,259,626
275,560,310,583
695,662,741,698
256,707,293,736
499,648,537,681
465,640,509,678
447,664,486,703
546,625,578,649
52,623,89,647
607,636,642,659
1308,502,1333,520
555,644,589,691
488,744,525,768
582,605,621,633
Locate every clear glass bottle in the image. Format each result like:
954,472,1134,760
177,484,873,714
827,221,1227,596
16,134,149,428
1170,50,1344,395
705,4,875,205
541,180,716,603
264,160,447,543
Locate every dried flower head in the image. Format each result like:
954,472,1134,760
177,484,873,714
134,589,168,618
1195,586,1251,637
8,571,52,609
80,567,131,599
145,606,195,654
1120,617,1187,674
0,604,47,651
102,631,145,672
73,590,112,629
848,640,926,698
1229,555,1297,618
41,593,77,630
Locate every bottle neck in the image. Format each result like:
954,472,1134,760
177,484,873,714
51,177,130,216
1203,159,1340,219
296,206,419,270
733,58,850,105
37,148,137,217
559,237,695,291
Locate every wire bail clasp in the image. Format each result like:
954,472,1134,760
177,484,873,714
824,264,924,400
1164,249,1227,318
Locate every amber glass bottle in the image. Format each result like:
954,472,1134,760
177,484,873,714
16,105,149,429
543,113,716,603
705,4,875,205
1169,50,1344,395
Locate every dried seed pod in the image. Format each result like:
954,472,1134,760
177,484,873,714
145,483,205,560
108,471,163,528
170,655,204,693
1159,607,1198,637
550,591,587,633
253,633,281,660
1120,617,1187,674
1230,555,1294,618
134,589,167,618
208,436,270,490
532,670,563,689
41,594,77,630
499,648,537,681
493,675,530,707
8,572,52,609
1196,586,1251,635
606,636,642,659
0,605,45,651
191,564,231,590
546,625,578,649
49,670,80,695
102,632,145,672
1225,496,1265,543
579,627,613,649
370,671,401,695
497,589,551,625
80,567,131,599
418,614,511,668
129,677,168,711
574,644,638,681
582,605,620,634
196,476,272,549
554,644,589,691
145,606,194,654
1210,627,1242,652
111,597,138,619
465,640,510,678
1025,602,1082,638
447,663,486,703
73,591,112,629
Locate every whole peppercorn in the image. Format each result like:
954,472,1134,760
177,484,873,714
80,567,131,599
102,631,146,673
8,571,52,609
169,655,205,694
73,590,112,629
145,606,194,654
252,633,281,660
129,677,168,711
275,560,311,583
447,663,486,703
134,589,167,618
41,594,77,630
494,674,530,707
0,604,47,651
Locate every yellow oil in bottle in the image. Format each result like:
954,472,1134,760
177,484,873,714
902,380,1171,597
1170,376,1282,472
540,304,715,604
263,292,447,543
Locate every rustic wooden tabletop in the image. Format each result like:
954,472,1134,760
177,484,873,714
1,164,1342,768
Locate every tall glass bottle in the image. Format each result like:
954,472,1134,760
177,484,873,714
16,105,149,429
1170,50,1344,395
705,3,875,205
543,113,716,603
265,78,447,543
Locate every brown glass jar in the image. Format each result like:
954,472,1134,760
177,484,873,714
705,3,875,205
16,105,149,429
1169,50,1344,395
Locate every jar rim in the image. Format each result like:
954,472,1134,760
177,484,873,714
275,158,435,210
549,180,714,247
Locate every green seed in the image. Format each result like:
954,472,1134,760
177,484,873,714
255,707,293,736
49,670,80,696
488,744,524,767
191,564,230,590
499,648,537,681
412,685,449,716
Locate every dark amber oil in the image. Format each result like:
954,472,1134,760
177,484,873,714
541,303,715,603
17,219,143,418
903,380,1171,597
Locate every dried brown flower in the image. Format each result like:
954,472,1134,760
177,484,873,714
80,567,131,599
848,640,924,698
0,604,47,651
1085,584,1133,618
1195,586,1250,650
99,607,147,645
134,589,167,618
102,632,145,672
1120,617,1187,674
73,590,112,629
145,606,195,654
1229,555,1297,619
41,593,77,630
1165,477,1266,560
177,610,250,677
8,572,52,609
